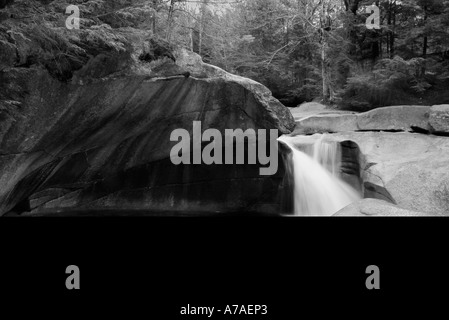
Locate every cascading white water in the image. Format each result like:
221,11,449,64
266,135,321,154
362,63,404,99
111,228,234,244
279,134,361,216
312,134,341,176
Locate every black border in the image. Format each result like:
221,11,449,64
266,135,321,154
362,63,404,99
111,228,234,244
1,216,447,316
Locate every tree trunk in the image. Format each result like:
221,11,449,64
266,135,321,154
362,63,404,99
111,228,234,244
166,0,175,41
322,42,329,100
390,0,396,58
152,0,157,34
321,1,330,101
198,0,209,57
198,15,203,56
422,5,428,76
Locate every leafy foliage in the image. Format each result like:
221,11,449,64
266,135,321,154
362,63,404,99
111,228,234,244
1,0,448,109
339,56,433,110
0,0,172,80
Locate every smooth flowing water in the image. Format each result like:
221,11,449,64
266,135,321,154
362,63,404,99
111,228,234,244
279,135,361,216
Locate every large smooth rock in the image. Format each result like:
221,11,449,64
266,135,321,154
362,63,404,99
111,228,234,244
175,48,295,134
293,105,432,134
296,102,327,112
357,105,431,132
294,114,359,134
329,132,449,215
289,102,356,122
0,50,295,215
334,199,439,216
429,104,449,133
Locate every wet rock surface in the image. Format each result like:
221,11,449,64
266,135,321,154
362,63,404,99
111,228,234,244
287,103,449,216
286,131,449,215
331,132,449,215
334,198,440,216
293,105,433,135
429,104,449,134
0,49,295,216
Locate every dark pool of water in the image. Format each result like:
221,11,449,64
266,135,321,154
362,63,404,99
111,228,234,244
18,209,280,217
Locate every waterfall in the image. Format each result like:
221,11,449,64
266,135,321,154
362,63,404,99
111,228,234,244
279,135,361,216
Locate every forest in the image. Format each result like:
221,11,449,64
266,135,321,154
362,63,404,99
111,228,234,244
1,0,448,111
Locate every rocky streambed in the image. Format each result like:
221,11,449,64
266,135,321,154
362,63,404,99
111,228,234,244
2,35,449,217
290,103,449,216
